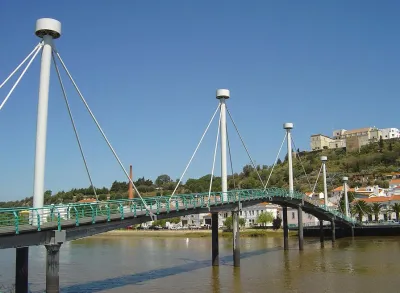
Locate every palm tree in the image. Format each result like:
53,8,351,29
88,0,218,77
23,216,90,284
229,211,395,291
351,200,371,222
370,203,383,221
391,203,400,221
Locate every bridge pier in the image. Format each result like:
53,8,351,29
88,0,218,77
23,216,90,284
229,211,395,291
319,220,324,247
45,244,61,293
232,210,240,267
15,247,29,293
282,206,289,250
211,213,219,266
331,220,336,243
298,206,304,251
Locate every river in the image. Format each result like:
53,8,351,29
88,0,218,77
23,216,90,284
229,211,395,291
0,235,399,292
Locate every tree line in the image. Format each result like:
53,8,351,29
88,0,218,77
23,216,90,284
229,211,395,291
1,138,399,208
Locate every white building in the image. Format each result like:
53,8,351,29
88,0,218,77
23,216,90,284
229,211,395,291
389,179,400,189
284,208,320,227
381,128,400,140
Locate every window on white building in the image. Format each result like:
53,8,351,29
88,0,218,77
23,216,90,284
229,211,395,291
292,212,295,219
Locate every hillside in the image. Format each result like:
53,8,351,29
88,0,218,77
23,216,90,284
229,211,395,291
1,138,399,208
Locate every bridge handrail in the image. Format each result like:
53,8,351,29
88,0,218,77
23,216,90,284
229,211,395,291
0,188,357,234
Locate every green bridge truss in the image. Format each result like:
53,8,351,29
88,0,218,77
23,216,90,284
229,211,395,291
0,188,357,235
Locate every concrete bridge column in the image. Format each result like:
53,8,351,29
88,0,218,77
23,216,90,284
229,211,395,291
298,206,304,250
319,220,324,247
15,247,29,293
232,210,240,267
212,213,219,266
45,244,61,293
282,206,289,250
331,220,336,243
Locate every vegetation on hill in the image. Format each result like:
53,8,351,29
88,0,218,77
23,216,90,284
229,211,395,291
1,138,399,208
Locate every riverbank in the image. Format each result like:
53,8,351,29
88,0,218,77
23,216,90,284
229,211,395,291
91,229,297,238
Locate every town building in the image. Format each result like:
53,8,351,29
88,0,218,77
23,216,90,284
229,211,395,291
381,128,400,140
353,195,400,222
284,207,320,227
215,203,281,228
310,126,395,152
310,134,334,151
389,179,400,189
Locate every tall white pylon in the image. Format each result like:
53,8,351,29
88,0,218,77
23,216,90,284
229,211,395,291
343,176,349,217
283,123,294,195
217,89,229,201
32,18,61,223
321,156,328,208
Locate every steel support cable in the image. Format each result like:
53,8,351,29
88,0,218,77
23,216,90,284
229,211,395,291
226,106,264,187
52,52,98,201
170,104,221,197
226,123,236,189
0,44,43,111
290,137,313,192
0,42,42,89
263,133,287,190
311,164,323,195
53,50,155,218
207,110,221,208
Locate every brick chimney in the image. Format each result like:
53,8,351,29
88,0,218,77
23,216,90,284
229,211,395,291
128,165,134,199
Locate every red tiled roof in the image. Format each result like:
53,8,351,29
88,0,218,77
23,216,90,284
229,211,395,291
354,195,400,203
332,186,343,192
390,179,400,185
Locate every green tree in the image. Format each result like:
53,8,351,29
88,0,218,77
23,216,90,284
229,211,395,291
256,212,274,226
390,203,400,221
153,219,167,227
224,216,233,230
98,194,107,201
239,217,246,227
272,217,282,230
370,203,383,221
351,200,371,222
169,217,181,224
379,136,384,149
155,174,172,186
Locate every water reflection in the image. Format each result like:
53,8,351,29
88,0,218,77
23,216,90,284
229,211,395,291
283,251,293,291
211,266,220,293
1,236,400,292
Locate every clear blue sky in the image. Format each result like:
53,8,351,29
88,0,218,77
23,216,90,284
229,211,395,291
0,1,399,201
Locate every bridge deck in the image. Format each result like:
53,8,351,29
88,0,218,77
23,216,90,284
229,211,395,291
0,189,358,248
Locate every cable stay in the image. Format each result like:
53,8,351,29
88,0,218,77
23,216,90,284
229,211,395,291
207,110,221,209
226,106,265,187
0,43,43,111
264,132,287,190
170,104,221,197
53,49,155,219
52,52,98,201
291,137,313,192
0,42,42,89
311,164,323,197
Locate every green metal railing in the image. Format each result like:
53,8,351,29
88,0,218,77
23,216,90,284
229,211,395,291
0,188,356,235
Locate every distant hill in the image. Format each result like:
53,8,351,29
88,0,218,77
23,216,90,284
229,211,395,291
1,138,399,208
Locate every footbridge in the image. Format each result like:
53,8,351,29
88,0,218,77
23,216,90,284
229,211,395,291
0,188,357,249
0,17,359,293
